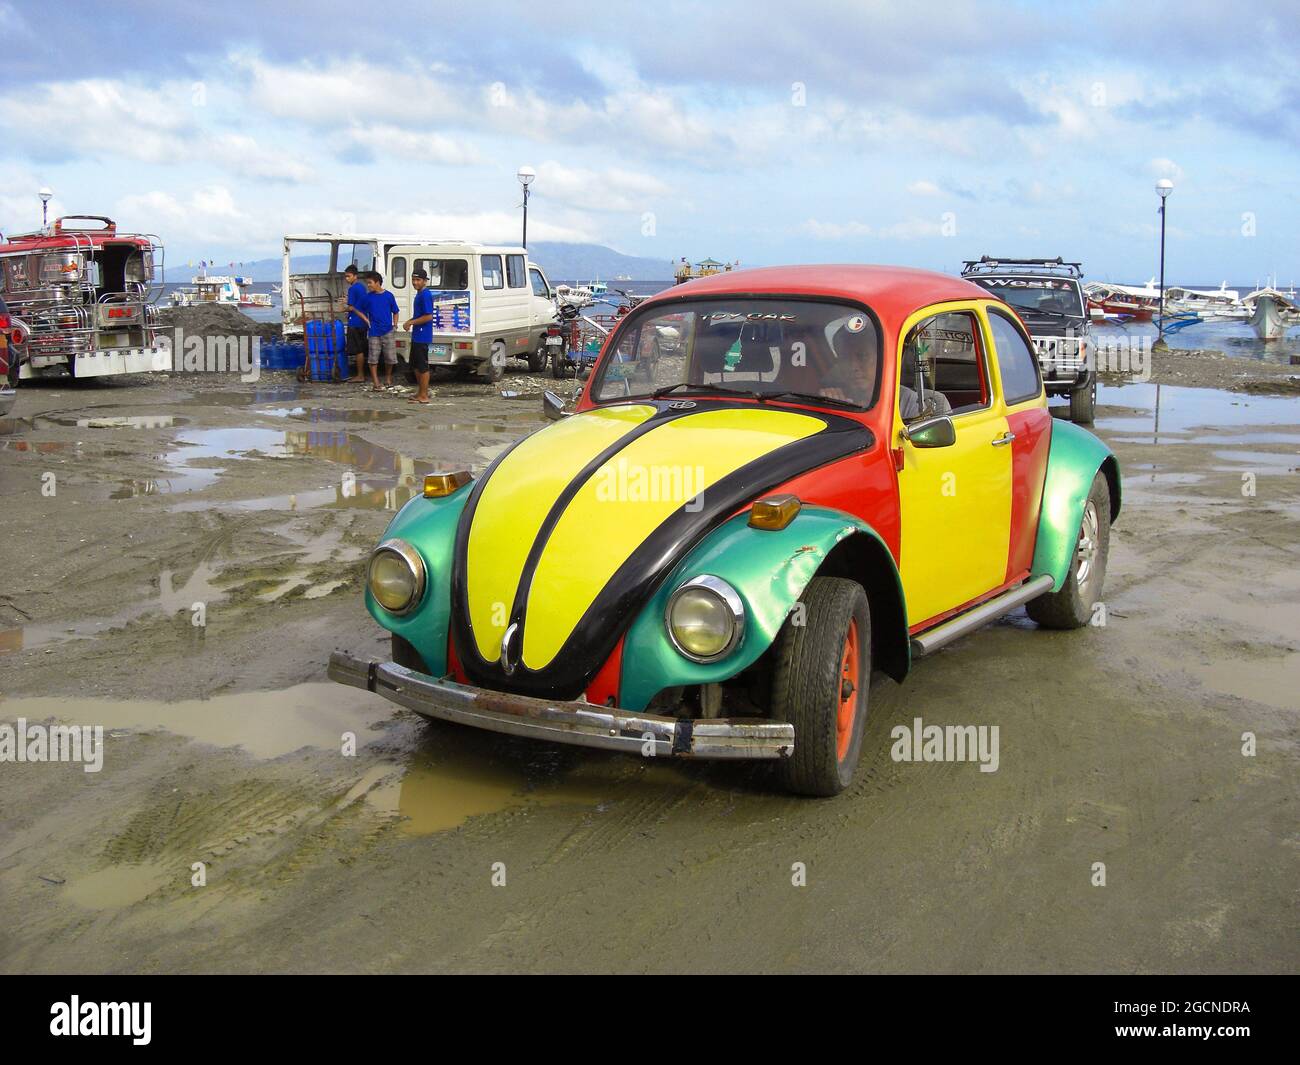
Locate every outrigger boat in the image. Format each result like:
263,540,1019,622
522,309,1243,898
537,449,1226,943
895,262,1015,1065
0,214,168,379
169,269,273,309
1243,288,1300,341
1163,282,1249,321
1084,279,1161,321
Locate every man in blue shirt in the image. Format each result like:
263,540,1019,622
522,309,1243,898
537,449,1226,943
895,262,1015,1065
402,268,435,404
363,270,399,390
341,264,369,382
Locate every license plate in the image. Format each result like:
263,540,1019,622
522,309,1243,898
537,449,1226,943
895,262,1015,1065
430,344,451,361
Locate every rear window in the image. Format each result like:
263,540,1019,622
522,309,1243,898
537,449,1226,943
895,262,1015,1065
591,298,880,410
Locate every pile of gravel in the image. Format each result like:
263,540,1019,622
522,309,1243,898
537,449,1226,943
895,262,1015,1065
157,304,281,341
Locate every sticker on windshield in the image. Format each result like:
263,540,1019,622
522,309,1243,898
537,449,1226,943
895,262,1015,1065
846,315,866,333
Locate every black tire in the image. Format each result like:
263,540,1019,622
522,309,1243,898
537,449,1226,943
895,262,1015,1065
1026,471,1110,629
527,346,546,373
1070,376,1096,424
772,576,871,797
476,340,506,383
392,633,431,674
551,349,567,379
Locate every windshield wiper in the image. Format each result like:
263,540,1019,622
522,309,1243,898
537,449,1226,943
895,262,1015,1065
1017,307,1081,320
765,390,862,410
651,382,765,401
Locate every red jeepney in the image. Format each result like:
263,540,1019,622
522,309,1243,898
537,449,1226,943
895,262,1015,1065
0,215,167,380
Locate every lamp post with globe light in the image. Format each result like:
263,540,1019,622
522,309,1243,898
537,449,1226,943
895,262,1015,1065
1154,178,1173,352
517,166,535,249
39,187,52,231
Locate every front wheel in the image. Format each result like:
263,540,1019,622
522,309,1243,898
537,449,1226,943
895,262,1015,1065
772,576,871,797
1070,376,1096,424
1026,470,1111,629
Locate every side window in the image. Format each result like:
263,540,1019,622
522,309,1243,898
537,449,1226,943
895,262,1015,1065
506,254,526,289
390,256,407,289
988,310,1042,404
899,311,988,420
481,255,503,290
529,268,549,298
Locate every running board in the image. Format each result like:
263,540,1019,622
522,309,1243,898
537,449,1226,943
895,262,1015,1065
910,575,1055,658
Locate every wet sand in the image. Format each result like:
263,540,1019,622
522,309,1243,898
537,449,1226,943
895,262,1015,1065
0,362,1296,973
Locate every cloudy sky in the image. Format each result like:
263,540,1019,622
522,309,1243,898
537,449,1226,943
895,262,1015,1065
1,0,1295,283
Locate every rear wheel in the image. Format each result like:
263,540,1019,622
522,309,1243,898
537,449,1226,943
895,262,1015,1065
1026,471,1110,629
772,576,871,797
527,345,546,373
476,340,507,383
551,347,567,379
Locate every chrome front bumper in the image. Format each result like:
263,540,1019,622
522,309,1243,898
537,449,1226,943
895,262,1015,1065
328,651,794,760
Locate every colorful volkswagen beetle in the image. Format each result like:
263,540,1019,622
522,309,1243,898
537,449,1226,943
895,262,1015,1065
330,265,1120,795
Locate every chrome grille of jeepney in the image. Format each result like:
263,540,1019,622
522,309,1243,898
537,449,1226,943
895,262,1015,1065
1033,336,1086,380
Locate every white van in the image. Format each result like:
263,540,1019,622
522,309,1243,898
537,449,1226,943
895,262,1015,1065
281,234,558,381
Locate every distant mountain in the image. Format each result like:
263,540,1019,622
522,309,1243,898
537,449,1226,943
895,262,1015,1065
217,242,673,283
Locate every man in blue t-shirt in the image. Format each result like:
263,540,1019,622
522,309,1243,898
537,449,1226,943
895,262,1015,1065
362,270,399,390
341,264,369,382
402,268,435,404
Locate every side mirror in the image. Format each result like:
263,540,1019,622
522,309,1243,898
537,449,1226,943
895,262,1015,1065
902,414,956,448
542,389,571,420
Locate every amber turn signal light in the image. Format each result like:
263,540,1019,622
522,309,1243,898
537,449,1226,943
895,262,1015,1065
748,494,801,530
423,469,472,498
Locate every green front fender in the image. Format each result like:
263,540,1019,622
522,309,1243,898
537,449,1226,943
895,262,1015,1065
619,507,904,712
1030,420,1122,592
363,485,471,676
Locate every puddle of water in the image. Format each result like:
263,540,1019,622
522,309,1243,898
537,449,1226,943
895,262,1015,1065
260,406,406,424
0,682,387,759
1,561,227,653
1093,320,1300,363
168,429,440,512
1097,382,1300,437
62,861,173,911
40,415,186,430
364,752,607,835
1210,449,1299,472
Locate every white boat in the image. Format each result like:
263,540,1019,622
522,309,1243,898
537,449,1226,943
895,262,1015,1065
169,272,273,309
585,278,609,298
555,283,595,308
1163,282,1249,320
1243,288,1300,341
1085,278,1161,321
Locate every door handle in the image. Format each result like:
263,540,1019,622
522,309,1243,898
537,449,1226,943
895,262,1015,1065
991,432,1016,447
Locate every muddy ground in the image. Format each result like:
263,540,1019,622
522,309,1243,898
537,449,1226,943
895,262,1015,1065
0,331,1296,973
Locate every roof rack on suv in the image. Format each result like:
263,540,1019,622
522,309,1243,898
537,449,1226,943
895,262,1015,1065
961,256,1083,279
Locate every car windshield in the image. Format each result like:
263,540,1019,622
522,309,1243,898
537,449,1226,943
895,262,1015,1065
970,277,1084,317
590,299,880,409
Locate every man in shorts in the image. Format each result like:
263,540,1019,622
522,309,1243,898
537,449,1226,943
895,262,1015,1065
341,264,369,382
363,270,399,391
402,268,435,404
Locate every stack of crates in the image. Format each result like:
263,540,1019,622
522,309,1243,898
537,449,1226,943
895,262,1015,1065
303,319,347,381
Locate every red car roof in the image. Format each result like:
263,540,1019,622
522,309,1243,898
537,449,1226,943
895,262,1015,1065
642,264,990,329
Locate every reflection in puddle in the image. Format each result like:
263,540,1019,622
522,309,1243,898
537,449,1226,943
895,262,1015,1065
1098,382,1299,438
0,682,386,759
261,406,406,424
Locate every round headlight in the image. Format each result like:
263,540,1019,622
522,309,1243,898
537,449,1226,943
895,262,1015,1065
367,539,425,615
666,575,744,662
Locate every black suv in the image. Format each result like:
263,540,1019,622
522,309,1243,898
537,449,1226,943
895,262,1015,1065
961,257,1095,423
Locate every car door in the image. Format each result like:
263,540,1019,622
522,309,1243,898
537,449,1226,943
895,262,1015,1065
893,304,1013,629
983,305,1052,583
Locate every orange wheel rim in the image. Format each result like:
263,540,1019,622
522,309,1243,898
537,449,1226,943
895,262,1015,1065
836,617,860,762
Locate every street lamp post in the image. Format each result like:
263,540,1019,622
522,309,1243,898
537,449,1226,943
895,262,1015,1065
39,187,53,231
1154,178,1173,351
517,166,535,249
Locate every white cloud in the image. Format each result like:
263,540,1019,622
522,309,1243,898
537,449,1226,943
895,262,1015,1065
907,180,943,196
802,219,873,240
534,161,670,213
341,125,479,166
